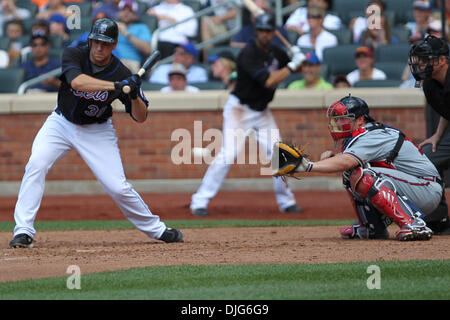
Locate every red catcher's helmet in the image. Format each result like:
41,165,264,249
327,96,374,141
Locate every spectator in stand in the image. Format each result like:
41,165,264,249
333,74,351,88
350,0,386,44
0,0,31,37
116,0,151,74
208,50,236,89
359,13,398,50
201,0,239,61
4,19,24,66
91,0,121,19
406,0,434,44
230,0,289,49
285,0,341,39
346,46,387,86
161,63,200,93
20,31,61,92
287,51,332,90
19,19,50,62
146,0,197,59
48,13,71,47
149,41,208,84
36,0,68,19
296,6,337,61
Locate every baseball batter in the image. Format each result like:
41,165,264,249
9,18,183,248
190,13,306,216
273,96,441,241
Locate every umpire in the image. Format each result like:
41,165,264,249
410,35,450,235
190,13,306,216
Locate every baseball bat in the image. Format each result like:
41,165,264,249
241,0,292,53
123,50,161,94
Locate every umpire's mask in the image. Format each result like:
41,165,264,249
409,35,449,81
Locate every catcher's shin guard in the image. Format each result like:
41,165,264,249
349,168,414,228
341,189,390,239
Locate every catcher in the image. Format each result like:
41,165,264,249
272,95,442,241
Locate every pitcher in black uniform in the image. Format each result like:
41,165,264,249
190,13,307,217
9,18,183,248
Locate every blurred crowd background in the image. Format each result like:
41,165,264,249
0,0,447,93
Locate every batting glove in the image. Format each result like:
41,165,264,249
289,45,301,57
127,74,142,99
287,51,306,73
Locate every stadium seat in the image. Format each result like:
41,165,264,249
140,15,158,32
65,2,92,16
328,28,352,45
49,35,63,49
0,37,9,51
287,30,299,45
190,81,226,90
142,82,166,91
49,48,64,60
207,46,242,60
279,72,303,89
375,62,408,80
353,79,403,87
15,0,38,16
375,43,411,63
332,0,370,25
322,44,359,79
0,68,25,93
384,0,414,24
392,26,412,43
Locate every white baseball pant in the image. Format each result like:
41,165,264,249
13,111,167,239
191,94,297,211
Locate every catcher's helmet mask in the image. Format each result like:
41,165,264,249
327,95,374,142
409,35,449,81
88,18,119,48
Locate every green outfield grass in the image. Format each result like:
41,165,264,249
0,219,355,232
0,260,449,300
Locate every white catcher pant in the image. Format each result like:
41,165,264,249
191,94,297,211
13,111,167,239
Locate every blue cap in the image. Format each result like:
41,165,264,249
413,0,432,10
178,41,197,58
49,13,70,33
207,50,235,63
304,51,321,65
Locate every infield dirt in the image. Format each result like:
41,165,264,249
0,191,449,283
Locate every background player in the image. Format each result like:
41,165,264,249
273,96,441,241
9,18,183,248
190,13,306,217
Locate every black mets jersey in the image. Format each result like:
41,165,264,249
232,39,290,111
57,45,148,125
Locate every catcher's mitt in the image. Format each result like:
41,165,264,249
272,142,313,177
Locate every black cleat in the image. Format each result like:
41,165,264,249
192,208,209,217
9,233,34,248
159,228,184,243
282,204,302,213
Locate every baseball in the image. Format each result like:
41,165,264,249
192,147,209,158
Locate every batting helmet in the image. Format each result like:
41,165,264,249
408,35,449,81
327,95,375,141
88,18,119,44
255,13,276,31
